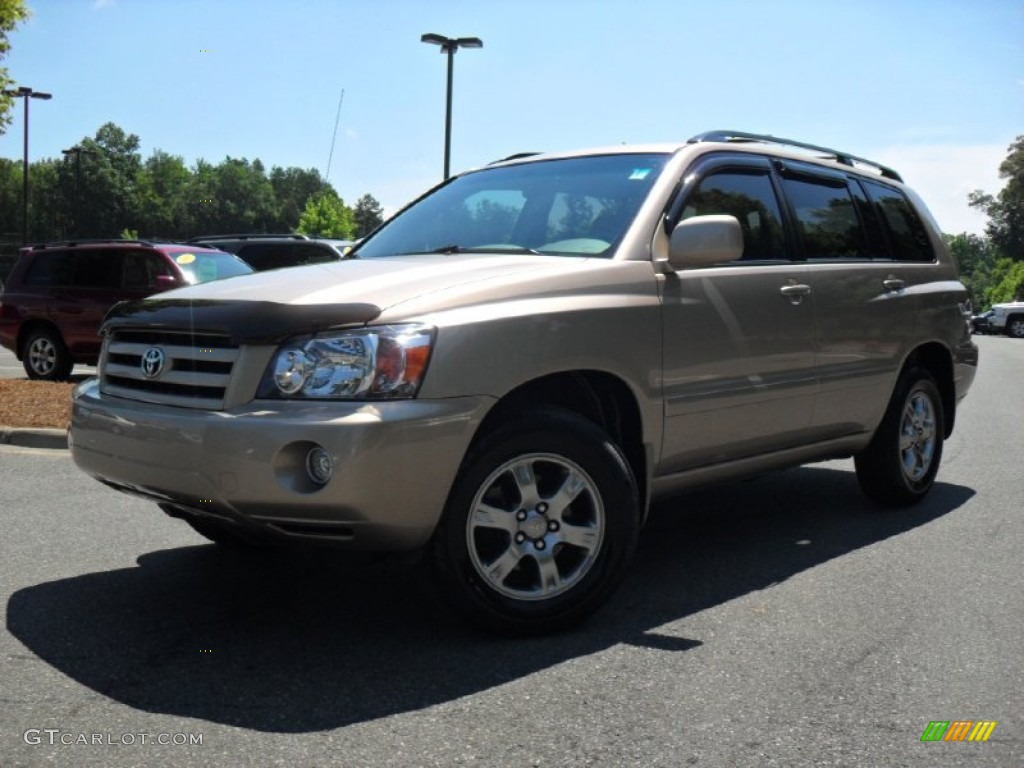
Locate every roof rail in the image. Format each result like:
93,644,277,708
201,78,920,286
186,233,309,242
29,238,159,250
687,130,902,182
489,152,543,165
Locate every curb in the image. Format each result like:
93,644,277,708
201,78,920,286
0,427,68,450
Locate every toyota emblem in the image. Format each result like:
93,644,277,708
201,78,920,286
141,347,165,379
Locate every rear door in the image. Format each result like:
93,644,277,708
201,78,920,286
659,154,818,474
64,248,125,358
776,163,926,439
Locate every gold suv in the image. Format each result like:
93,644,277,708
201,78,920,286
69,131,978,634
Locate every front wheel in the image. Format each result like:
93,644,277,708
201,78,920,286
431,407,640,635
1006,316,1024,338
855,367,944,507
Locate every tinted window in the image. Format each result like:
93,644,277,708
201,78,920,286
292,243,339,266
22,251,75,286
862,180,934,262
123,251,173,289
235,243,291,271
781,176,867,260
72,250,122,288
681,171,787,261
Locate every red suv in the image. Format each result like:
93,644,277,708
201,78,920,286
0,239,252,380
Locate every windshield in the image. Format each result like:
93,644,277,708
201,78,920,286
355,153,669,259
169,250,254,284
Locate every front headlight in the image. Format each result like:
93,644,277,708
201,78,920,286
258,324,435,400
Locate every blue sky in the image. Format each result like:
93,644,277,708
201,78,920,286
2,0,1021,233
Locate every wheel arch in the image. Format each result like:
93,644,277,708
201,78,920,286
903,342,956,438
16,319,65,361
470,370,651,523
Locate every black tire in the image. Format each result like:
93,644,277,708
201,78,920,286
431,406,640,635
855,367,944,507
1006,316,1024,339
22,327,73,381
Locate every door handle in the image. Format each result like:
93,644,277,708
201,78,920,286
780,283,811,305
883,277,905,293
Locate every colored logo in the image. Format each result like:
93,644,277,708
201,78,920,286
141,347,165,379
920,721,997,742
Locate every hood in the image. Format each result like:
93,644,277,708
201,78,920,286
104,254,647,344
159,254,587,309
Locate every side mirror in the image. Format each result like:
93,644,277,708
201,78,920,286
152,274,180,292
667,215,743,269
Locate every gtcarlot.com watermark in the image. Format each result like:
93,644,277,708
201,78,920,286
24,729,203,746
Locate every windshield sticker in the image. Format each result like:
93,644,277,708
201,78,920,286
629,168,652,180
176,253,196,265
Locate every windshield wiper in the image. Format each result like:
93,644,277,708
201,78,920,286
399,244,546,256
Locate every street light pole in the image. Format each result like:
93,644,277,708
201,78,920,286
420,33,482,180
3,86,53,244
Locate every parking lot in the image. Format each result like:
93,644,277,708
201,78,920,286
0,346,94,380
0,335,1019,766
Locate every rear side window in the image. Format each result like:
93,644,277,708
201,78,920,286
681,171,787,261
780,176,868,260
862,180,935,262
22,251,75,286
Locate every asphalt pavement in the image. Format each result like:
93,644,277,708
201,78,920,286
0,335,1021,767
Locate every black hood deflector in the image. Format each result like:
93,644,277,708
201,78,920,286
102,299,382,345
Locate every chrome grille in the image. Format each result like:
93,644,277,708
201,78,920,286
100,330,239,409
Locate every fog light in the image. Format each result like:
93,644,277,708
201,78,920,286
306,446,333,485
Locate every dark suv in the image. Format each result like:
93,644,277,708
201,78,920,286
185,234,351,271
0,239,252,380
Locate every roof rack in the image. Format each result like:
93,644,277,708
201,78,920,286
28,238,160,250
186,233,309,242
687,130,902,182
489,152,543,165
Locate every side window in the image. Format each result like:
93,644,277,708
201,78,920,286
862,180,935,262
681,171,787,261
236,243,286,270
293,244,336,265
780,176,868,260
22,251,75,286
72,250,122,288
123,251,172,289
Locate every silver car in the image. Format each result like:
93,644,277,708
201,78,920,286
70,131,978,633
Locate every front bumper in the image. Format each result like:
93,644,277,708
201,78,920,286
70,379,492,550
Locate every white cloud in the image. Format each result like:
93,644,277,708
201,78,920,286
870,143,1009,235
93,0,115,9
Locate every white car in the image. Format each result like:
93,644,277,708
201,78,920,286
989,301,1024,338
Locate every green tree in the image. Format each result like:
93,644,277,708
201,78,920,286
296,189,354,239
56,123,145,238
946,233,1000,307
986,258,1024,304
353,193,384,238
269,166,325,232
969,135,1024,260
0,0,30,134
135,149,191,238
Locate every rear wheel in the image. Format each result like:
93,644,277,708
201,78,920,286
22,328,73,381
1007,316,1024,338
431,407,640,635
855,367,944,506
